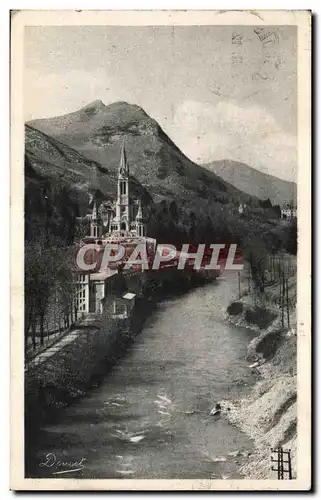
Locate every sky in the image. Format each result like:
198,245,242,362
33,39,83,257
24,25,297,181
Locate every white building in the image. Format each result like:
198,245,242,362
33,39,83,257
281,203,297,220
75,143,154,315
238,203,248,216
89,143,147,239
75,273,90,315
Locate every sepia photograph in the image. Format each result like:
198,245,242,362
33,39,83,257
10,9,311,491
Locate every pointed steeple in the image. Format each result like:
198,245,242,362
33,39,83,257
91,199,98,220
135,199,143,221
119,142,129,176
135,199,145,238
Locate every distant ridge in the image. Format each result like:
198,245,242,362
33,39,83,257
203,159,296,206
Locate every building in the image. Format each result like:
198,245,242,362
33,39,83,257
281,203,297,220
75,144,155,315
89,199,102,239
238,203,248,216
87,143,147,240
102,292,136,319
75,273,90,315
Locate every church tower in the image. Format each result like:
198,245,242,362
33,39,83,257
90,199,102,238
135,199,146,237
115,143,130,232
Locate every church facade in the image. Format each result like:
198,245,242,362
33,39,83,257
75,144,151,316
88,144,146,241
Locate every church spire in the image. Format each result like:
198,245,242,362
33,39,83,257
136,199,143,221
135,198,145,237
91,199,98,220
89,198,102,238
119,142,129,176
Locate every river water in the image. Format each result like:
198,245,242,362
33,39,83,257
26,273,259,479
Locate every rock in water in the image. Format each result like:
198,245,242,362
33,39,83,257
228,450,241,458
210,403,221,415
129,435,145,443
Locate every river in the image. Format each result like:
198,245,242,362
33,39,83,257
26,273,259,479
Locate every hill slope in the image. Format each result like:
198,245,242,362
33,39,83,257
25,123,151,212
203,160,296,206
26,102,292,250
28,100,254,207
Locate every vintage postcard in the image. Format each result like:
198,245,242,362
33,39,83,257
10,10,311,491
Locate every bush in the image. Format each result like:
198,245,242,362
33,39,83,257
244,306,276,329
255,330,284,360
285,221,297,255
227,301,243,316
156,166,168,179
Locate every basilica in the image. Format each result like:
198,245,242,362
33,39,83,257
87,144,147,242
76,144,150,315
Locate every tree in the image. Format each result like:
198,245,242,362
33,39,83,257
285,220,297,255
169,200,179,222
25,236,76,349
189,211,196,242
272,204,281,218
25,161,82,350
25,238,55,347
243,234,268,295
260,198,272,209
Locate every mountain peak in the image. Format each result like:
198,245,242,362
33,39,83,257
81,99,106,110
104,101,150,118
77,100,150,123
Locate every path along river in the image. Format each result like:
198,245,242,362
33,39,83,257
26,272,259,479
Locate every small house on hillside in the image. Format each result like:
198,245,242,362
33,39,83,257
238,203,248,216
281,203,297,220
102,292,136,319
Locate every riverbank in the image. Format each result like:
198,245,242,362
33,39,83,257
224,273,297,479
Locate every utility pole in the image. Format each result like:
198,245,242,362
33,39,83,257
271,447,292,480
238,271,241,299
281,271,285,328
286,277,290,328
279,266,282,314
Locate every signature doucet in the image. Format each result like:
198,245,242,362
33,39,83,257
39,453,86,475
